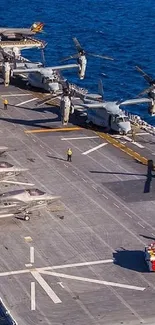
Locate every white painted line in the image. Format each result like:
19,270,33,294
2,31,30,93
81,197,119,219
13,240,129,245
40,144,44,148
138,222,145,229
102,194,108,199
0,259,114,277
125,212,132,218
47,151,52,154
0,214,14,218
152,233,155,237
133,142,144,149
113,203,119,208
124,136,144,148
61,136,99,141
0,180,34,186
41,271,145,291
0,269,30,277
82,178,87,183
48,259,113,270
112,135,121,139
64,164,68,168
30,247,34,264
16,98,38,106
31,271,62,304
31,282,36,310
92,185,97,191
72,170,78,175
1,94,31,97
57,282,64,288
123,136,132,142
25,263,32,268
32,139,36,142
82,143,107,155
135,132,149,136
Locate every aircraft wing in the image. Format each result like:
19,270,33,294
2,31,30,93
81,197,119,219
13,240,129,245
0,23,44,37
120,98,152,106
13,68,39,74
48,64,79,70
74,103,104,109
0,29,35,37
12,64,79,75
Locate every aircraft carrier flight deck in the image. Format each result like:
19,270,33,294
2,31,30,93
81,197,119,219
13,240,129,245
0,79,155,325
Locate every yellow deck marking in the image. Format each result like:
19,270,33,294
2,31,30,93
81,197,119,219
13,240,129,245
96,131,148,166
25,127,82,134
24,236,33,242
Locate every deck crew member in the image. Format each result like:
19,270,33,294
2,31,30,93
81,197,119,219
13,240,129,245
131,128,136,142
3,99,8,110
67,148,72,162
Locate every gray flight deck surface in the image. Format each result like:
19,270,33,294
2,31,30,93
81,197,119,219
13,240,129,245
1,81,155,325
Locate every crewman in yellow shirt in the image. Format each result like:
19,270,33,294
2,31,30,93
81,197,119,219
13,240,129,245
67,148,72,162
3,99,8,110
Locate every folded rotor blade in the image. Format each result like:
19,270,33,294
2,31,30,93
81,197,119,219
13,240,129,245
73,37,83,52
60,53,78,62
137,86,153,97
88,52,114,60
120,98,152,106
135,66,154,84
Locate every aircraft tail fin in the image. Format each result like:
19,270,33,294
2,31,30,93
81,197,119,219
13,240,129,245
31,22,44,33
98,79,104,99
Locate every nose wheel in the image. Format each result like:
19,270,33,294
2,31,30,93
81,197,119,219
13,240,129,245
23,214,30,221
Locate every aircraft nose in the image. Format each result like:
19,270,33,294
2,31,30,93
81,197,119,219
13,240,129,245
118,122,131,134
49,82,59,92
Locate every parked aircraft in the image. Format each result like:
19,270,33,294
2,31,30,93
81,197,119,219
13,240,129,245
0,188,61,220
36,79,153,132
0,22,44,40
0,161,28,181
3,57,87,88
80,97,153,134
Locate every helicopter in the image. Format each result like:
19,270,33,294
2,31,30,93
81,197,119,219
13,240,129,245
3,53,87,89
76,79,154,133
136,66,155,115
36,79,153,133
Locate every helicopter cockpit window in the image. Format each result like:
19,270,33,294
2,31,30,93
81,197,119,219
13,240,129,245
46,77,55,83
26,189,45,196
116,117,124,123
0,162,13,168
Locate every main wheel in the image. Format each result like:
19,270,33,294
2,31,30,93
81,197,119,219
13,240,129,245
24,215,30,221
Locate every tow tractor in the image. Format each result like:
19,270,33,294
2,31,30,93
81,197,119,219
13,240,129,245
144,242,155,271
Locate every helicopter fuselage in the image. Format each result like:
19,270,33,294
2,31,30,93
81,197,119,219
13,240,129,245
85,100,131,134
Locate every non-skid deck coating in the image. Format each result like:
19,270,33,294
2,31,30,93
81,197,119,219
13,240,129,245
1,82,155,325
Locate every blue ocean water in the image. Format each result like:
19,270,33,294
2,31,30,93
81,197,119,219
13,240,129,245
0,0,155,123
